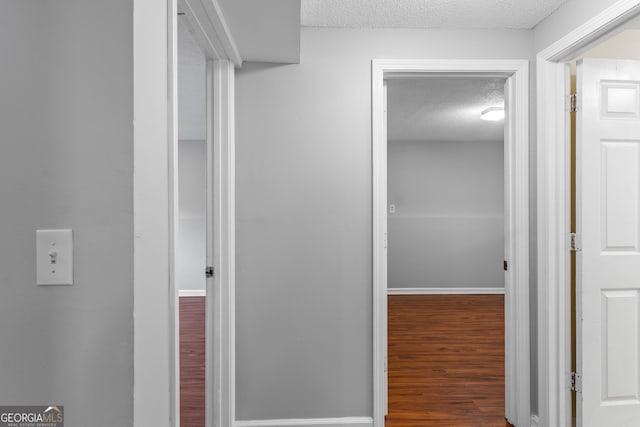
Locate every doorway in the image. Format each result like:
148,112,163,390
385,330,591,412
372,59,530,427
177,15,208,427
175,2,238,426
384,76,508,426
133,0,237,425
536,4,640,426
561,16,640,427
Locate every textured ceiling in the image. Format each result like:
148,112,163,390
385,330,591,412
302,0,568,29
387,77,505,142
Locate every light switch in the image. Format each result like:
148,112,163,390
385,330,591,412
37,229,73,286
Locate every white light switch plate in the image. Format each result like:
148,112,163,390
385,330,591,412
37,229,73,286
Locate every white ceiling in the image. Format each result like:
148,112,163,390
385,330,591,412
387,77,506,142
302,0,567,29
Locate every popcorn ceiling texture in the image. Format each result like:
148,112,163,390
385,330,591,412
387,77,506,142
301,0,568,29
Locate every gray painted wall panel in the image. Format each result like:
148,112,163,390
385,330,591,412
178,141,206,291
388,140,504,289
0,1,133,425
235,27,534,421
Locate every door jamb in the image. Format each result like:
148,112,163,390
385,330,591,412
133,0,238,426
372,59,530,427
133,0,178,425
536,1,640,426
206,59,237,427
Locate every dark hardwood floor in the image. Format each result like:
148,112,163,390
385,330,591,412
178,294,512,427
180,296,206,427
386,294,512,427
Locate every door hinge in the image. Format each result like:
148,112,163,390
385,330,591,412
570,232,581,252
566,93,579,112
205,266,214,278
503,260,508,271
570,371,582,393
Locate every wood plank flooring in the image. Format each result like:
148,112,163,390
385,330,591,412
386,295,512,427
180,296,206,427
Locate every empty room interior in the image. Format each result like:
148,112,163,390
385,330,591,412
4,1,640,427
385,77,509,426
177,15,208,427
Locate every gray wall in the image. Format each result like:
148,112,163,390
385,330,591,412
177,21,207,292
388,140,504,289
0,0,133,425
178,140,207,291
235,27,534,421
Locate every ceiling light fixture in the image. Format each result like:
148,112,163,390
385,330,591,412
480,106,505,121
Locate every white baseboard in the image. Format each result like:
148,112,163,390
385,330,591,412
387,287,505,295
235,417,373,427
178,289,206,297
530,414,540,427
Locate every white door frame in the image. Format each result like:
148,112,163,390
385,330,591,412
536,1,640,427
206,59,237,427
372,59,530,427
133,0,238,426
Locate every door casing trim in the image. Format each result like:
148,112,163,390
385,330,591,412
372,58,530,427
133,1,237,426
536,1,640,426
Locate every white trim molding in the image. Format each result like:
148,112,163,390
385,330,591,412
235,417,374,427
206,59,236,427
179,289,207,297
134,2,238,427
387,287,505,295
535,2,640,427
178,0,242,66
372,59,530,427
133,0,174,426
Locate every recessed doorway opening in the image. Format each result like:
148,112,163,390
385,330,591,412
371,59,530,427
536,3,640,425
546,14,640,427
385,76,509,426
177,15,208,427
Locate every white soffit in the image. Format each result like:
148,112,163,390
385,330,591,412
302,0,568,29
218,0,301,63
387,77,506,142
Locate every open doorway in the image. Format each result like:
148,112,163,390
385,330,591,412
177,15,208,427
384,76,509,426
372,59,530,427
536,5,640,424
134,0,237,425
173,2,238,425
564,16,640,427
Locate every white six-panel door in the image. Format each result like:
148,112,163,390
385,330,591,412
577,58,640,427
